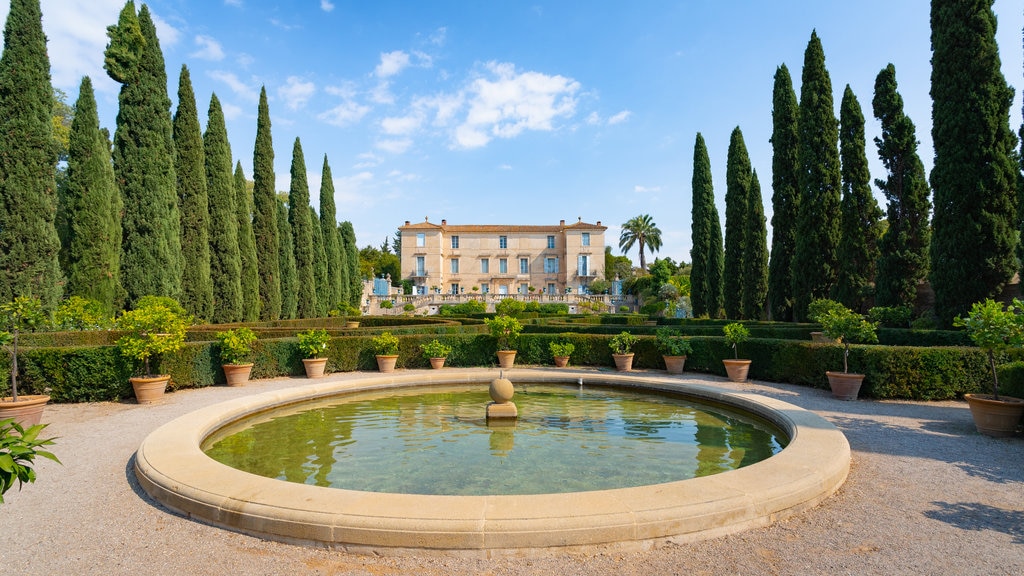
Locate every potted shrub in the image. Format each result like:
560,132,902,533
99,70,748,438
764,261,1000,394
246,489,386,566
485,314,523,368
116,297,190,404
819,306,879,400
372,331,400,373
0,418,60,503
421,339,452,369
297,329,331,378
953,299,1024,437
807,298,845,342
549,340,575,368
216,327,258,386
722,322,751,382
609,331,639,371
656,327,693,375
0,296,50,425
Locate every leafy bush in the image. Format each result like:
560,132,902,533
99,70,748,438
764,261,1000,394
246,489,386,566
116,299,190,377
0,419,60,504
953,298,1024,398
216,327,258,365
379,300,394,309
722,323,750,359
655,327,693,356
403,303,416,312
819,306,879,373
539,303,569,315
420,339,452,359
995,361,1024,399
609,331,639,355
371,331,400,355
868,305,913,328
807,298,846,323
438,300,486,315
549,340,575,357
485,315,522,350
494,298,526,316
53,296,112,330
296,329,331,358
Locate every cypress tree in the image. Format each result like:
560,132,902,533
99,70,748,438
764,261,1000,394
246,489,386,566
873,64,931,309
61,76,121,316
768,64,800,322
310,205,329,317
173,64,213,320
0,0,64,307
252,86,281,320
723,127,751,319
235,162,260,321
689,133,724,319
288,137,317,318
277,196,297,320
106,3,181,307
792,31,842,321
834,85,882,312
930,0,1018,326
340,221,361,307
742,170,769,319
319,155,345,311
204,93,243,323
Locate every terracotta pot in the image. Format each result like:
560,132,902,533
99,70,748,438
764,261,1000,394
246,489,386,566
345,321,360,329
429,357,446,369
826,371,865,401
553,356,570,368
222,363,253,387
722,359,751,382
964,394,1024,437
131,375,170,404
375,354,398,373
302,357,328,378
496,350,517,369
663,355,687,375
0,394,50,427
612,353,634,372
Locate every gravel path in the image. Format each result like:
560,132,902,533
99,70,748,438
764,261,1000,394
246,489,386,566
1,370,1021,576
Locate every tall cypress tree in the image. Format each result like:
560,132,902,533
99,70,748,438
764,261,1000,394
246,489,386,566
319,155,345,311
792,31,842,321
340,221,361,307
61,76,121,316
768,64,800,322
235,162,259,321
742,170,769,319
252,86,281,320
723,127,751,319
277,196,297,320
930,0,1018,326
689,133,724,318
204,93,243,323
0,0,63,307
173,64,213,320
873,64,931,309
310,205,329,318
834,85,882,312
288,137,317,318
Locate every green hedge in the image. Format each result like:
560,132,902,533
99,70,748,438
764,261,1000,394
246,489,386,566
994,362,1024,399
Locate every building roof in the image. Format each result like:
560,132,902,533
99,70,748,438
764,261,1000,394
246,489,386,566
399,218,607,233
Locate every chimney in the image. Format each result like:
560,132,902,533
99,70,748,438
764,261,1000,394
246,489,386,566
404,220,410,226
441,219,447,226
559,219,565,226
596,221,601,226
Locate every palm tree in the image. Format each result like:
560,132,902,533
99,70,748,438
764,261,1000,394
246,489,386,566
619,214,663,271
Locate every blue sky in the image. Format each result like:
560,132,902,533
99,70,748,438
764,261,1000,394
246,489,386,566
4,1,1023,266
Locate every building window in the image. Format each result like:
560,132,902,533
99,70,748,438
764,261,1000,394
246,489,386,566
578,255,590,276
547,235,555,249
519,258,529,274
450,283,459,294
480,258,489,273
499,235,508,249
450,258,459,274
520,283,529,295
499,258,508,274
481,283,489,294
416,233,425,247
416,256,425,276
451,235,459,249
547,283,556,295
581,232,590,247
544,257,558,274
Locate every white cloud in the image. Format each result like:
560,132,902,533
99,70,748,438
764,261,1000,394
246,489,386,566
353,152,381,169
278,76,315,110
428,27,447,46
375,50,410,78
634,185,662,193
321,0,335,12
370,80,395,104
221,102,243,120
191,35,225,61
380,114,423,136
608,110,632,125
208,70,259,102
376,138,413,154
236,53,254,69
318,100,371,127
585,112,601,125
498,164,513,171
149,12,180,46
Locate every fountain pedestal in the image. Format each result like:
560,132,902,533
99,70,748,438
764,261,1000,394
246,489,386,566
486,376,518,420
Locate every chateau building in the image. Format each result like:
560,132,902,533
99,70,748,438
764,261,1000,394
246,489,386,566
398,218,607,296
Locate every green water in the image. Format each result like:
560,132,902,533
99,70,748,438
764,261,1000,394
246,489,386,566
203,384,787,496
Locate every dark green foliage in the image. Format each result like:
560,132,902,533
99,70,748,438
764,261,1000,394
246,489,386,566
742,170,769,319
287,138,318,318
834,85,882,312
873,64,931,309
252,87,281,319
60,77,121,317
995,361,1024,399
723,127,751,319
792,31,841,321
173,65,213,321
340,221,361,306
277,198,297,320
107,3,182,307
310,205,329,317
204,94,242,323
768,65,800,322
235,163,260,322
929,0,1019,326
318,155,346,310
868,305,913,328
689,133,724,318
0,0,63,308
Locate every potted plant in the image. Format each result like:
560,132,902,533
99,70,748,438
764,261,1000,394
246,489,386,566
807,298,845,342
819,306,878,400
421,339,452,369
297,328,331,378
655,327,693,374
116,297,190,404
953,298,1024,437
372,331,400,373
216,327,258,386
722,322,751,382
485,314,523,368
549,340,575,368
0,296,50,425
0,418,60,503
609,331,639,371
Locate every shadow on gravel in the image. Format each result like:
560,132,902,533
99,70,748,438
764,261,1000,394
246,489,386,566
925,502,1024,544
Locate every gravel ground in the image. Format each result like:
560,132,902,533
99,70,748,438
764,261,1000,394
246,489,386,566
1,370,1021,576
